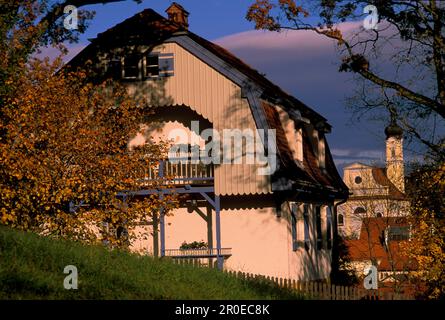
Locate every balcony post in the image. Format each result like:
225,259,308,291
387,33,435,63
160,193,165,257
215,195,223,270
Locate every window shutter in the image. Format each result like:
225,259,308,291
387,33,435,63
108,59,122,80
327,206,333,249
159,53,174,77
291,203,298,251
303,204,310,251
316,206,322,250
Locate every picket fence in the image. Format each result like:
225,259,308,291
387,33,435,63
172,258,413,300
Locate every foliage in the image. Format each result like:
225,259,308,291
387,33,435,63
0,1,176,248
0,55,176,247
180,240,208,250
246,0,445,161
404,162,445,299
0,226,304,299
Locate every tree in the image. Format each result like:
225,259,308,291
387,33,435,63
0,0,177,248
1,0,139,112
403,163,445,299
1,55,176,246
246,0,445,161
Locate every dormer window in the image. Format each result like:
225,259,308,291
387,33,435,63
318,134,326,169
307,126,325,169
274,105,303,164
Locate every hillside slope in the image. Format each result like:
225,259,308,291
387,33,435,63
0,226,302,300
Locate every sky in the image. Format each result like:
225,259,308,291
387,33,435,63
60,0,407,173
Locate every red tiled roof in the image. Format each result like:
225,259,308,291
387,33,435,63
372,167,406,200
262,101,348,193
345,217,416,271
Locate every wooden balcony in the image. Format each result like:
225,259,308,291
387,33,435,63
164,248,232,259
139,158,214,186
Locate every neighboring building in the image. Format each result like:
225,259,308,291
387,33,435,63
345,217,416,291
338,122,409,238
66,3,348,281
337,121,414,290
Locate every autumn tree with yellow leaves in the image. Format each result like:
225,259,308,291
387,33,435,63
0,0,176,248
404,163,445,299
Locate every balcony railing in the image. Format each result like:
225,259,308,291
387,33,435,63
164,248,232,259
140,158,214,186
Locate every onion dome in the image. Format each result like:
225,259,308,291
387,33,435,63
385,121,403,139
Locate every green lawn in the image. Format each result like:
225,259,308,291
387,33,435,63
0,226,303,300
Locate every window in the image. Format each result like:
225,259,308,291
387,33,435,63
387,226,410,241
303,204,310,251
291,203,298,251
315,206,323,250
108,59,122,79
146,54,159,77
326,206,333,249
145,53,175,78
338,213,344,226
376,212,383,218
354,207,366,214
275,105,303,164
123,55,140,79
355,176,362,184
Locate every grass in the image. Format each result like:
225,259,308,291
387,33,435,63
0,226,304,300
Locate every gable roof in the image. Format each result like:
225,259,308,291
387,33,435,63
67,8,330,129
65,7,348,196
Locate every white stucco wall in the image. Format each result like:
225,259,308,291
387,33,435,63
129,201,332,281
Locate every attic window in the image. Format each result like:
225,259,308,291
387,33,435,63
108,59,122,80
123,55,140,79
146,54,159,77
144,53,174,78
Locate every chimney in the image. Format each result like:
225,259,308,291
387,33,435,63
166,2,190,30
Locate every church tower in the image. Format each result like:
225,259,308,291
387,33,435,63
385,120,405,192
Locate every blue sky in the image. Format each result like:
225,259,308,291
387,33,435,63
65,0,407,172
79,0,255,42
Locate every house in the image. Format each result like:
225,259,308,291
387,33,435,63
66,3,348,281
345,217,416,292
337,121,409,238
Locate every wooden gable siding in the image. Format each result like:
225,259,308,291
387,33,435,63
128,42,271,196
